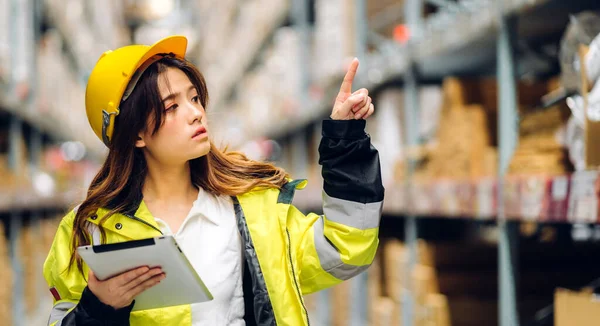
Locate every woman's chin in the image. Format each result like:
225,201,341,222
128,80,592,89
190,144,211,160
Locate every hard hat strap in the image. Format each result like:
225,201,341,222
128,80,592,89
102,110,117,146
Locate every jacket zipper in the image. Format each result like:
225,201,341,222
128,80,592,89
286,228,310,326
124,213,164,235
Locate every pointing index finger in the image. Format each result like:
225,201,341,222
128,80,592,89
338,58,359,95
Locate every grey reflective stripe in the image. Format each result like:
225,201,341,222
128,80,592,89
322,192,382,230
86,222,101,245
48,301,75,326
312,217,369,280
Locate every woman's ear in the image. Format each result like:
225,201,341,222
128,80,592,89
135,133,146,148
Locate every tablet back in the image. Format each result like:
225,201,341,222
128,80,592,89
78,236,213,311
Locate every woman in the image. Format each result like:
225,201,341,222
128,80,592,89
43,35,383,325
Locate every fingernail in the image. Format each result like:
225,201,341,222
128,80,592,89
355,114,362,119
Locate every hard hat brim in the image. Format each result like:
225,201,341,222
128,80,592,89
138,35,187,68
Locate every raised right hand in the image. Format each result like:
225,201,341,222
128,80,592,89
87,266,165,309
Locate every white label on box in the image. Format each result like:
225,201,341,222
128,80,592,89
413,185,431,214
568,170,598,223
575,198,598,223
552,176,569,200
476,178,494,219
521,177,545,221
438,181,458,216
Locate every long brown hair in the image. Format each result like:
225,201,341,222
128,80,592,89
68,55,288,276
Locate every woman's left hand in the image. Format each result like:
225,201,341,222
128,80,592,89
330,58,375,121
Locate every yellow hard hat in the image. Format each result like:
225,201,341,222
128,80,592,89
85,35,187,146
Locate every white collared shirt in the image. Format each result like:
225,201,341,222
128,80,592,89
154,188,245,325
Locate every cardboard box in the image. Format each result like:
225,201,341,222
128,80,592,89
0,222,12,325
383,239,407,300
330,280,352,326
412,265,439,306
578,45,600,169
555,288,600,326
368,251,382,320
424,293,451,326
373,297,400,326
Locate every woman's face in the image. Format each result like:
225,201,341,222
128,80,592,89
136,67,210,165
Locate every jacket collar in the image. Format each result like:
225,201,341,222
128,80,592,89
85,200,163,239
85,187,224,235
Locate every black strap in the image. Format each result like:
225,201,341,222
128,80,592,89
243,258,257,326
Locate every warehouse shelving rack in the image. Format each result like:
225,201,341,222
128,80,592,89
0,0,305,324
226,0,600,325
3,0,600,325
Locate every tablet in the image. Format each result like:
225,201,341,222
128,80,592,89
77,236,213,311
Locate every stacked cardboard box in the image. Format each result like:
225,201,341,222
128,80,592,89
330,277,352,326
0,154,17,192
555,288,600,325
0,131,30,197
0,222,12,325
381,240,404,325
368,239,451,326
373,297,397,326
423,103,493,179
577,44,600,169
423,293,451,326
413,76,570,181
508,79,572,175
41,216,61,260
417,77,496,180
367,252,383,325
20,222,40,315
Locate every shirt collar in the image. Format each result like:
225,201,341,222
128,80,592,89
190,187,222,226
138,187,222,227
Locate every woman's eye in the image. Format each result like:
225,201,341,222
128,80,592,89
192,96,199,103
165,104,178,112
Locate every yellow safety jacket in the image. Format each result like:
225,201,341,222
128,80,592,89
43,119,384,325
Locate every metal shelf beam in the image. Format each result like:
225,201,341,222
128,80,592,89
497,10,520,326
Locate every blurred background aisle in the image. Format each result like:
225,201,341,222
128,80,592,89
3,0,600,325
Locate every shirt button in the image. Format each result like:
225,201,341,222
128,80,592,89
115,223,123,230
90,214,97,220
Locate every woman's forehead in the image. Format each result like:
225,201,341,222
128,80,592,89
158,67,194,97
